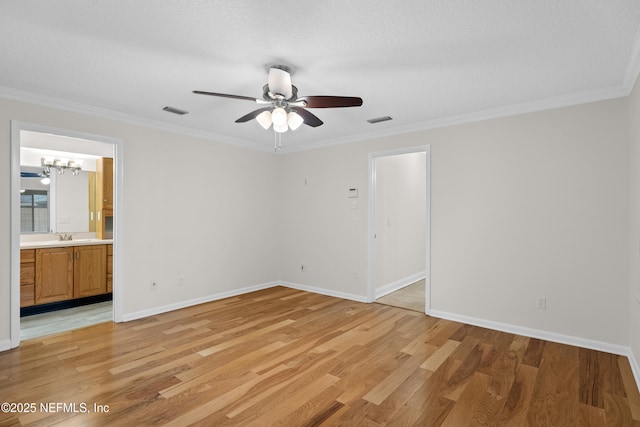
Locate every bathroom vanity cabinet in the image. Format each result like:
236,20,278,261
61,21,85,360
20,243,112,307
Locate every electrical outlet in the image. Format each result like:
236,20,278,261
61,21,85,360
178,276,184,287
536,296,546,309
301,264,308,272
150,280,158,291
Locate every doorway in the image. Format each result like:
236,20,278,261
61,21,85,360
368,146,430,313
10,121,123,347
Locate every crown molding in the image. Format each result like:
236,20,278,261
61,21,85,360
282,84,630,153
0,81,632,156
0,86,273,153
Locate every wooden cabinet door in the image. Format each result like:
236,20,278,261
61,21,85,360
74,245,107,298
97,157,113,210
96,157,114,239
36,247,73,304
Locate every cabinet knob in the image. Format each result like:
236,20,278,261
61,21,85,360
104,199,108,202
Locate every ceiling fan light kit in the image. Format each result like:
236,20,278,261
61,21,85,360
193,64,363,148
271,107,288,127
256,110,272,130
287,111,304,131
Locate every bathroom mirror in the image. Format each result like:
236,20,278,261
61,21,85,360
20,165,94,234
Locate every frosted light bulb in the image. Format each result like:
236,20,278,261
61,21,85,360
271,107,287,127
256,111,272,129
287,111,303,131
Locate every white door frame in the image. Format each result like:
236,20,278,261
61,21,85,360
10,121,124,348
367,145,431,314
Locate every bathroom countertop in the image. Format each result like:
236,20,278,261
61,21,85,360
20,239,114,249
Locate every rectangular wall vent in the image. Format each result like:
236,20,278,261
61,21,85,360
367,116,393,124
163,106,189,115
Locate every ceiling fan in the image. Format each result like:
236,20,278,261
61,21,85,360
193,65,363,133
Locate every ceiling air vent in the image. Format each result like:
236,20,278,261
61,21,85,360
367,116,392,124
162,106,189,115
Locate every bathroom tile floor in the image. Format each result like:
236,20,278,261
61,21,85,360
20,301,112,340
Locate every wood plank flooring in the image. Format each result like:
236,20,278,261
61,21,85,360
1,286,638,426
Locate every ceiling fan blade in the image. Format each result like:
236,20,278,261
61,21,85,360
268,66,293,99
193,91,259,102
291,107,323,127
235,107,272,123
299,96,363,108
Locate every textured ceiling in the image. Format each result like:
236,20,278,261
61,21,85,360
2,1,640,152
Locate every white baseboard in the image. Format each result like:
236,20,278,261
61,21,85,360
375,271,425,299
280,281,368,303
629,348,640,395
429,309,630,356
121,280,368,322
0,339,12,352
122,282,367,322
121,281,279,322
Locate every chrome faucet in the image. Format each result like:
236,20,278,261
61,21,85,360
58,233,73,241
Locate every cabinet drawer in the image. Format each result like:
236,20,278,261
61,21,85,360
21,249,35,264
20,285,34,307
21,250,36,306
20,264,35,285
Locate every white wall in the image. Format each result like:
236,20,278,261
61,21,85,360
119,125,281,317
280,98,629,347
0,96,281,346
628,74,640,372
374,152,426,294
430,102,628,346
279,146,369,300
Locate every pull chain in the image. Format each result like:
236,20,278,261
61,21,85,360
273,130,283,152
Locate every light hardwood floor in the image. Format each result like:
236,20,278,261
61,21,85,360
1,286,639,426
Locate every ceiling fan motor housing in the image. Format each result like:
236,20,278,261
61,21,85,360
268,66,293,99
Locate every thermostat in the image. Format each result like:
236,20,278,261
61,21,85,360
347,188,358,198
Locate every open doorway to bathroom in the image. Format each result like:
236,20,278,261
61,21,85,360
368,146,430,313
11,122,122,345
